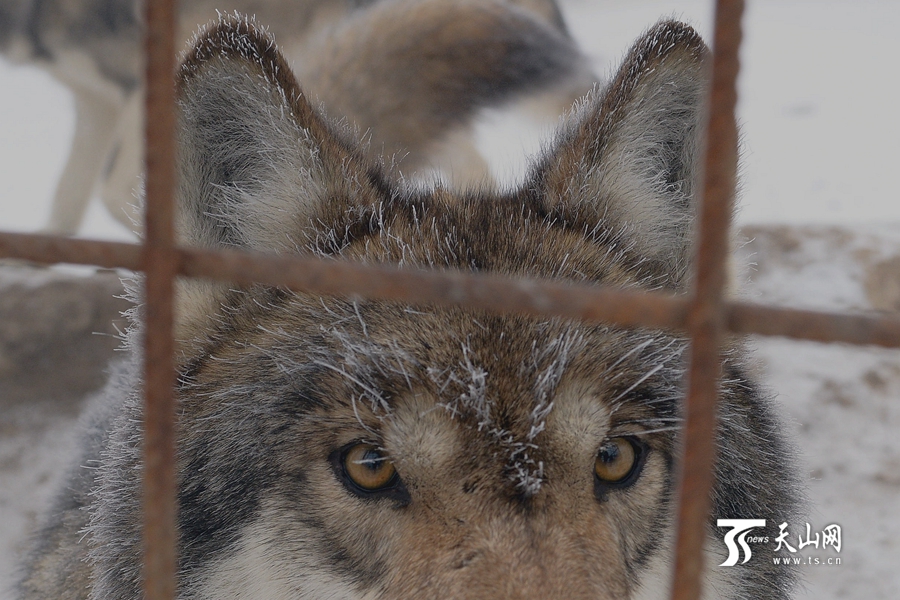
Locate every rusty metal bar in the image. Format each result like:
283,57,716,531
726,302,900,347
141,0,178,597
3,231,900,348
0,232,142,270
179,245,688,331
670,1,744,599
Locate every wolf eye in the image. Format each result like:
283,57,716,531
341,443,399,492
594,437,644,490
332,442,410,504
595,438,635,482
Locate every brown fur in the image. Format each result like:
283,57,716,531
18,15,798,600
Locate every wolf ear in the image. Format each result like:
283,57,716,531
175,15,381,252
532,21,709,287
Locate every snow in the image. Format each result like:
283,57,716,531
1,1,899,598
738,225,900,599
0,397,84,598
482,0,900,224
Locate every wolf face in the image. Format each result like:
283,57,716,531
20,15,798,600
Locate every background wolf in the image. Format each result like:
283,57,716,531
0,0,591,234
18,13,799,600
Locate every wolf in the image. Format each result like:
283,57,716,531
18,13,799,600
0,0,591,234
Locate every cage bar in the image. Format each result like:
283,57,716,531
2,232,900,349
670,1,744,598
141,0,178,598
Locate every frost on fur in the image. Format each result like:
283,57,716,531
425,327,585,496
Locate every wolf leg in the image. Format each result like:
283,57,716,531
44,88,122,234
100,91,143,233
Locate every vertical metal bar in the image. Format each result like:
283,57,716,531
142,0,178,598
669,1,744,599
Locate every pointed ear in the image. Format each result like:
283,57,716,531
532,21,710,287
175,15,382,252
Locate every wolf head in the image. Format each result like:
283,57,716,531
90,15,797,600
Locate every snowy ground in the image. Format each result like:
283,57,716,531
1,0,899,598
738,225,900,599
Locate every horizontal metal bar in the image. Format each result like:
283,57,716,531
180,245,688,330
0,232,143,270
2,231,899,348
727,301,900,347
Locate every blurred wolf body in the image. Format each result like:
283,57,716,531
0,0,590,233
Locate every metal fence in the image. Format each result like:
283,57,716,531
0,0,898,598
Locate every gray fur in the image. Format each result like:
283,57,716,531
19,16,800,600
17,359,138,598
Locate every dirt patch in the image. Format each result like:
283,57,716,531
0,266,129,413
864,256,900,313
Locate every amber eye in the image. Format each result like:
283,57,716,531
342,443,398,491
594,437,640,484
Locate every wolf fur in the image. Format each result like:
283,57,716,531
18,14,799,600
0,0,591,234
